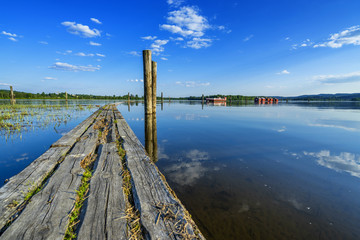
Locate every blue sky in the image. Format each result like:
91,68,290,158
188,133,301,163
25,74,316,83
1,0,360,97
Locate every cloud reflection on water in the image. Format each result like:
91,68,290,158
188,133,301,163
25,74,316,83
304,150,360,178
164,149,211,186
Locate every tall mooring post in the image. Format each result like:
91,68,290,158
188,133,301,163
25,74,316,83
128,92,130,102
143,50,153,115
65,92,68,102
143,50,158,161
202,94,204,104
10,86,15,105
152,61,157,114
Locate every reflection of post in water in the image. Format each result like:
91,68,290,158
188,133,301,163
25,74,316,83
152,114,158,162
145,113,158,162
145,113,153,160
161,92,164,111
127,92,130,112
202,94,204,109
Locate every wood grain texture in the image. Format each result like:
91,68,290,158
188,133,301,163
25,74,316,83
143,50,152,115
0,109,101,231
77,143,127,240
114,109,205,240
152,61,157,114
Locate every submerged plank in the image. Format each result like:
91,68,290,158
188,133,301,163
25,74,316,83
0,110,105,240
77,143,127,240
114,109,204,240
0,108,101,231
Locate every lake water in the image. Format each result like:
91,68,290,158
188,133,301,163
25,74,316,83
2,100,360,239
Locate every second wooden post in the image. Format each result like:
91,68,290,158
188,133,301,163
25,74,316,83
152,61,157,114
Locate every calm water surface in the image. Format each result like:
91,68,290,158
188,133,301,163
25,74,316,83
119,101,360,240
2,100,360,239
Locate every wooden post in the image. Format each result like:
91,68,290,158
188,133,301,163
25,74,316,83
152,113,158,162
161,92,163,103
152,61,157,114
143,50,153,115
145,114,153,158
128,92,130,102
10,86,15,105
202,94,204,104
65,92,68,101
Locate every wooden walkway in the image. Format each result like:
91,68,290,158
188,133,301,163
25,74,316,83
0,104,205,240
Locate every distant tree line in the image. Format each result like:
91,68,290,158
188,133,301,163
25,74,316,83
1,89,359,101
0,90,142,100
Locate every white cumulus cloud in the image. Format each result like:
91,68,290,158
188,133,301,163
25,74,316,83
314,25,360,48
160,6,210,38
277,70,290,75
170,37,184,41
50,62,100,72
167,0,185,7
8,37,18,42
2,31,17,37
89,41,101,46
44,77,57,80
90,18,102,24
186,37,212,49
61,21,101,38
151,39,169,53
1,31,20,41
75,52,95,57
313,71,360,84
141,36,157,40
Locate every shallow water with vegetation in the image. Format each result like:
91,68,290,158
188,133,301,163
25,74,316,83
0,99,116,185
1,100,360,239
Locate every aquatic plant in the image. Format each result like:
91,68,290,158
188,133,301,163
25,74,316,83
0,103,97,140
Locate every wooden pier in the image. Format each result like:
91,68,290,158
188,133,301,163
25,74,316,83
0,104,204,240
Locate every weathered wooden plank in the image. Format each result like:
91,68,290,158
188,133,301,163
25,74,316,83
113,109,204,240
0,110,106,240
0,108,101,231
0,146,68,231
77,143,127,240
